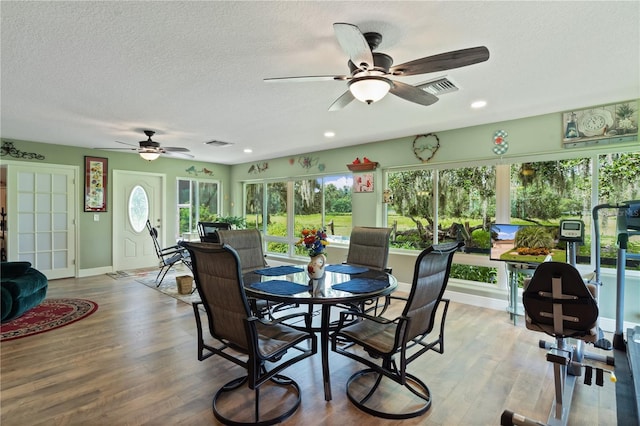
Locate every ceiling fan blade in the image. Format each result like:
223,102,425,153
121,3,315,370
328,90,355,111
95,147,136,151
163,147,191,153
390,46,490,76
389,80,439,106
165,151,194,159
264,75,349,83
333,23,373,70
114,140,139,148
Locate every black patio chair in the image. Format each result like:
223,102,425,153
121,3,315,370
145,220,192,287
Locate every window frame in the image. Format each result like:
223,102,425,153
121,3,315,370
176,177,221,239
242,173,353,258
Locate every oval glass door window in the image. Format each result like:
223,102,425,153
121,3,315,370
128,185,149,233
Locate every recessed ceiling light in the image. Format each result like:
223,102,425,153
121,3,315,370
243,148,253,154
471,100,487,109
324,131,335,138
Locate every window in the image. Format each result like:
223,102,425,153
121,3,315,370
177,178,220,238
386,151,640,283
265,181,288,254
595,153,640,270
386,169,435,249
128,185,149,233
438,166,495,254
510,158,592,265
243,174,352,257
387,167,496,283
386,166,495,252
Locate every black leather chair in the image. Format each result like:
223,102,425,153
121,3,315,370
181,242,317,425
331,241,462,419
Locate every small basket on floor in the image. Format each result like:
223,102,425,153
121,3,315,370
176,275,193,294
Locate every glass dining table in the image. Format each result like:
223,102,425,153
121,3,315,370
243,264,398,401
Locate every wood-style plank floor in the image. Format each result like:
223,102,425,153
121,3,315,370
0,272,617,425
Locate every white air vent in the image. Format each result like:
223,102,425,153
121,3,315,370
205,140,233,148
416,77,460,95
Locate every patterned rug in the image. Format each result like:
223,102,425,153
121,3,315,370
135,271,201,305
1,298,99,342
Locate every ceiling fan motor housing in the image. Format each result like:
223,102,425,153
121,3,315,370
140,140,160,149
348,52,393,75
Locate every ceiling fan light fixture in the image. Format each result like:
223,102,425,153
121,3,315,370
348,76,391,104
139,151,161,161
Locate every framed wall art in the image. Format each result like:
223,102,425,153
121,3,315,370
353,173,374,193
562,100,638,148
84,156,108,212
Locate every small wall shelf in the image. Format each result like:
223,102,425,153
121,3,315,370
347,162,378,172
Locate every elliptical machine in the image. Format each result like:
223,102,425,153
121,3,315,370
592,200,640,350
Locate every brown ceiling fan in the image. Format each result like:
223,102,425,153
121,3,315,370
265,22,490,111
98,130,193,161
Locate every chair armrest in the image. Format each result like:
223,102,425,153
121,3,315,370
160,245,188,256
336,309,398,329
249,311,312,328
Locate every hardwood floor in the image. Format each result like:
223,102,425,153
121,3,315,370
0,273,617,425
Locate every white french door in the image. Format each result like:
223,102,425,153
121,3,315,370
112,170,164,271
6,161,77,279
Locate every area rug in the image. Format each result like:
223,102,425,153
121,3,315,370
1,298,98,342
135,271,201,305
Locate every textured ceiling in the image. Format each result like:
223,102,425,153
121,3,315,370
1,1,639,165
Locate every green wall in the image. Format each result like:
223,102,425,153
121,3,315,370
1,140,231,270
228,105,639,219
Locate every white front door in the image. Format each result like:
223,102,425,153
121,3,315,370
113,170,164,271
6,161,77,279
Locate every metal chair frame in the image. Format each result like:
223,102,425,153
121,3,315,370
197,221,232,243
331,241,462,419
183,242,317,425
145,220,192,287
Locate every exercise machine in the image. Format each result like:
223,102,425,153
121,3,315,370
501,220,616,426
592,200,640,422
592,200,640,350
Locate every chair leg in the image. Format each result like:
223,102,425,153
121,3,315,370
156,264,173,287
345,368,432,420
212,374,302,425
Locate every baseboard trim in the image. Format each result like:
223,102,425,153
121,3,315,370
78,266,112,278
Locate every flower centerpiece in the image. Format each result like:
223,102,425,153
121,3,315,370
297,228,329,256
297,228,329,279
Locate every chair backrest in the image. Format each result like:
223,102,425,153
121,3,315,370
402,241,461,341
217,229,268,273
523,261,599,339
182,242,252,351
197,222,232,243
145,220,163,258
346,226,392,271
